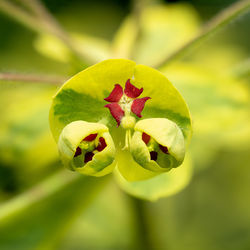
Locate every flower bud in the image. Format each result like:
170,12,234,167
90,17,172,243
130,118,185,172
58,121,116,176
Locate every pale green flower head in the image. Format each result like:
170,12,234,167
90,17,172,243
130,118,185,172
50,59,192,180
58,121,116,177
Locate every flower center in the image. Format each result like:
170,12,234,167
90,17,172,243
104,79,151,150
119,94,133,114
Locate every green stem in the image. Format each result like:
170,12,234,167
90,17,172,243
0,169,111,222
0,72,67,85
18,0,80,58
0,0,45,32
130,196,154,250
0,170,78,220
0,0,96,65
132,0,145,30
112,0,147,59
156,0,250,69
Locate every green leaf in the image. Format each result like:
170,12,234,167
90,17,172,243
112,16,139,58
0,81,59,191
114,154,193,201
162,63,250,147
58,180,137,250
0,170,109,249
131,4,200,66
162,63,250,170
34,33,111,64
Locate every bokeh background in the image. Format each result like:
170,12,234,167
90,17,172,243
0,0,250,249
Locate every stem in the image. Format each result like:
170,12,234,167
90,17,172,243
128,129,132,148
0,169,78,220
0,0,45,32
156,0,250,68
122,130,129,150
0,0,96,65
0,72,67,85
112,0,147,59
132,0,145,30
19,0,79,56
130,196,154,250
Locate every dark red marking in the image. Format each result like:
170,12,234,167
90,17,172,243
104,84,123,102
104,103,125,126
83,133,98,141
159,145,169,154
124,79,143,98
96,137,107,151
150,151,158,161
74,147,82,157
84,151,94,163
142,132,150,145
131,97,151,118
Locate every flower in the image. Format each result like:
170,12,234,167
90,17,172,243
49,59,192,201
58,121,116,176
104,79,151,126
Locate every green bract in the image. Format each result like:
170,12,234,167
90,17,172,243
50,59,192,180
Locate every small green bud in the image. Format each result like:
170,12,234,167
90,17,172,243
58,121,116,177
121,115,136,129
130,118,185,172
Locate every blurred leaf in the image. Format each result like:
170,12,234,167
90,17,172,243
0,81,57,165
112,16,138,58
0,81,60,191
132,4,200,66
162,63,250,170
34,33,111,64
144,146,250,250
34,34,71,63
0,170,109,250
189,43,246,72
58,180,137,250
114,155,192,201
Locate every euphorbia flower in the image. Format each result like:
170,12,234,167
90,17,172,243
104,79,151,126
49,59,192,200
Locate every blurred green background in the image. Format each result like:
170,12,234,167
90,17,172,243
0,0,250,249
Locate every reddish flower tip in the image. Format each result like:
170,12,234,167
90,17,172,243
150,151,158,161
104,84,123,102
131,97,151,118
159,145,169,154
124,79,143,98
84,151,94,163
96,137,107,152
142,132,151,145
83,133,98,141
104,103,125,126
74,147,82,157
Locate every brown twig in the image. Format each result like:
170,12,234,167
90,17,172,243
0,72,67,85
